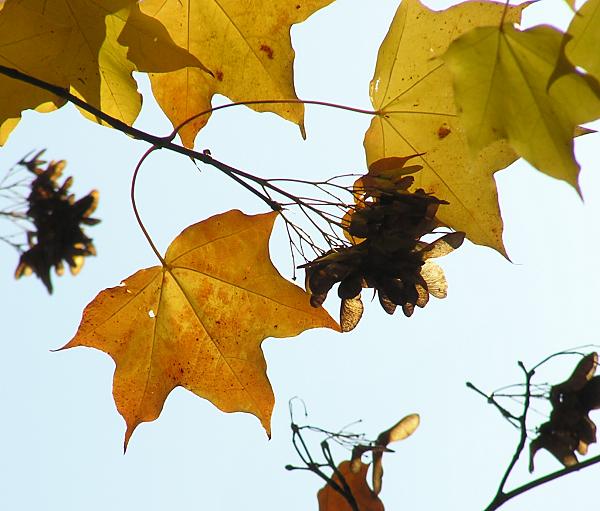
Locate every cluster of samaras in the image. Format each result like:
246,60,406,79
303,155,465,331
15,151,100,293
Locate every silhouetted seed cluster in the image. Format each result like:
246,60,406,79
530,352,600,471
303,177,464,332
14,152,100,293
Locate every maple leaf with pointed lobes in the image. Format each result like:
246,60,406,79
364,0,529,256
442,23,600,194
61,210,338,449
139,0,334,148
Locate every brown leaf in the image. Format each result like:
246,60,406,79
552,352,599,403
318,461,384,511
531,353,600,471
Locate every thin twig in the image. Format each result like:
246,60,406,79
466,381,520,426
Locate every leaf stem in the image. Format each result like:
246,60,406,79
130,146,167,266
172,98,377,135
0,65,358,256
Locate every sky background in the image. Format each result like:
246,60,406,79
1,1,599,510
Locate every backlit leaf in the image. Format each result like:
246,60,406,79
20,0,141,126
317,461,384,511
0,2,69,141
565,0,600,82
119,4,212,74
61,210,338,448
364,0,528,256
530,353,600,471
443,23,600,193
140,0,334,147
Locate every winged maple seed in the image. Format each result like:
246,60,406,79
530,352,600,471
350,413,420,496
14,151,100,293
303,155,464,332
317,414,419,511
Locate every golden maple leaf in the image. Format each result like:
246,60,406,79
139,0,335,147
442,23,600,194
61,210,339,448
363,0,528,256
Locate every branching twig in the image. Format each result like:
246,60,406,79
474,350,600,511
480,362,535,511
466,381,520,427
0,66,362,267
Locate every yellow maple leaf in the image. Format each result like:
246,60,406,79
139,0,334,148
363,0,528,256
0,2,69,143
565,0,600,83
444,24,600,195
0,0,212,143
443,23,600,194
119,4,212,75
318,461,384,511
10,0,141,127
61,210,338,448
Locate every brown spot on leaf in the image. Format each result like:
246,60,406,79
437,124,451,139
215,70,223,81
260,44,274,59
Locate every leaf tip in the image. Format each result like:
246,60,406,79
123,425,136,453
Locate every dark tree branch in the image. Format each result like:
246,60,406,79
477,355,600,511
481,362,534,511
1,64,364,265
490,453,600,509
0,64,282,211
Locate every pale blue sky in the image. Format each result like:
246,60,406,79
1,1,599,510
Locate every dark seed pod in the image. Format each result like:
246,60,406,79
378,291,397,315
338,273,362,299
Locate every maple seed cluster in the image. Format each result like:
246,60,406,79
14,152,100,293
530,352,600,471
303,172,465,332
